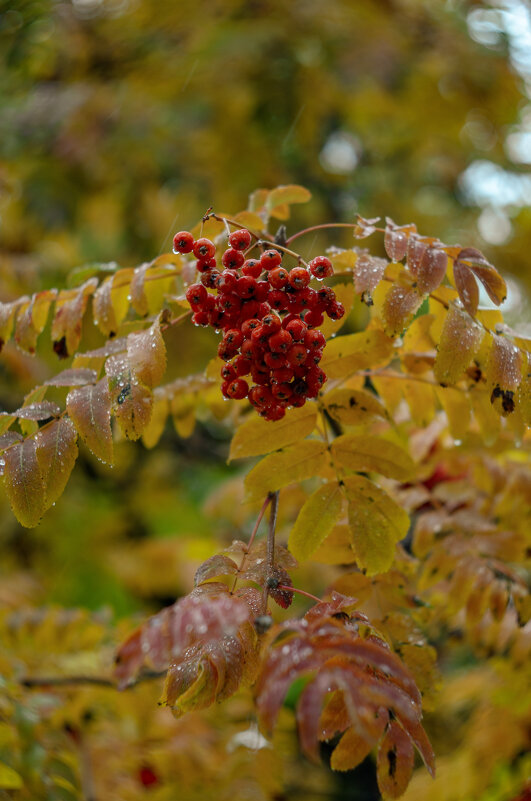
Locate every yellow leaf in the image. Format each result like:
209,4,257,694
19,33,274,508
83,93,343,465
331,728,373,772
320,329,394,379
229,405,317,460
107,354,153,441
266,184,312,212
288,481,343,561
470,390,500,446
312,523,355,565
331,434,415,481
92,268,133,336
343,475,410,575
0,762,23,790
66,378,114,464
142,392,169,449
436,387,471,441
244,440,328,501
402,380,436,427
381,284,423,337
323,388,388,426
372,375,403,415
3,438,45,528
433,305,483,386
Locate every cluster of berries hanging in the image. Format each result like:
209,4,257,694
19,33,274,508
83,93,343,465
175,227,344,421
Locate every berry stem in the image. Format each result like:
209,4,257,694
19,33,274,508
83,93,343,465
205,212,271,243
261,491,279,614
230,494,272,594
257,240,308,267
286,223,358,246
277,585,322,604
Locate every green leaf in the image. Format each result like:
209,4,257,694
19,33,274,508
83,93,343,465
245,440,328,501
0,762,23,790
288,481,343,561
343,475,410,575
2,438,46,528
229,405,317,461
331,434,415,481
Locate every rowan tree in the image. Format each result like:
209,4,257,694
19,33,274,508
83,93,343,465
0,187,529,800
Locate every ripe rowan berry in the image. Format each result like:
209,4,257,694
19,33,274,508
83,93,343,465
289,267,311,289
268,267,289,289
226,378,249,400
236,276,257,298
328,300,345,320
200,269,221,288
222,248,245,270
192,310,209,326
271,382,292,400
193,238,216,260
268,289,288,311
309,255,334,279
261,313,282,334
304,309,324,328
285,318,307,340
260,249,283,269
263,405,286,421
196,257,217,273
242,259,262,278
223,329,244,349
173,231,194,254
221,364,237,381
228,228,252,250
254,281,271,302
305,330,326,350
249,385,274,408
241,318,261,338
233,354,251,376
287,344,308,366
269,329,292,353
264,352,288,368
185,284,208,308
217,270,238,293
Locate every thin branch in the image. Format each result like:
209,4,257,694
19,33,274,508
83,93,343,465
261,491,279,614
286,222,357,246
278,585,321,604
230,494,272,594
20,669,165,691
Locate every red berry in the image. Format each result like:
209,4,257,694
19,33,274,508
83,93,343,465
251,369,270,386
172,231,194,254
221,364,237,381
249,385,274,408
200,269,221,288
196,257,217,273
234,355,251,376
271,382,292,400
268,289,288,311
304,309,324,328
305,330,326,350
223,329,243,349
217,270,238,293
193,238,216,260
285,318,308,340
287,344,308,366
261,313,282,334
239,300,261,321
192,310,209,326
241,339,255,359
327,301,345,320
317,286,336,308
226,379,249,400
263,405,286,421
254,281,271,301
222,248,245,270
268,266,289,289
298,287,318,308
309,255,334,279
228,228,252,251
269,329,292,353
289,267,311,289
271,367,294,383
261,249,283,269
219,292,241,313
242,258,262,278
185,283,208,309
218,341,237,362
241,318,261,338
264,351,288,368
236,275,258,298
251,326,269,347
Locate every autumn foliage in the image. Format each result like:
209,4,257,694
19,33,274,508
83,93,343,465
1,187,530,800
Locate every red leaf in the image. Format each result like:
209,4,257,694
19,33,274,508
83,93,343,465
376,721,415,799
453,261,479,316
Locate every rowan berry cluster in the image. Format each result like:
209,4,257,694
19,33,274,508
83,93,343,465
175,227,344,421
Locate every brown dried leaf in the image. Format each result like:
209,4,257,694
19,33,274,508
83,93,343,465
126,315,167,389
45,368,98,387
106,353,153,440
15,290,57,354
51,278,98,358
416,248,448,294
194,554,239,586
14,401,61,421
354,215,381,239
36,417,78,510
453,261,479,316
376,721,415,799
66,378,114,464
384,226,408,262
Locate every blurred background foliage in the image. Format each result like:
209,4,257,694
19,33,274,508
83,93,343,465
0,1,530,799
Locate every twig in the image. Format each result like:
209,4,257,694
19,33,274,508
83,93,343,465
20,669,165,690
230,494,272,593
261,491,279,614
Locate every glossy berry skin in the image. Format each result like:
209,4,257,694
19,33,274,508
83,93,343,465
229,229,252,250
242,259,263,278
260,249,283,270
328,300,345,320
196,257,217,273
222,248,245,270
223,329,244,349
193,237,216,260
236,276,257,298
304,309,324,328
268,267,289,289
289,267,311,289
269,329,292,353
173,231,194,254
225,378,249,400
309,255,334,279
221,364,237,381
285,318,307,340
185,283,208,308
